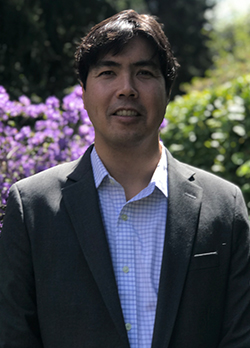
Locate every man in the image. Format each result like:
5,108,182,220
0,9,250,348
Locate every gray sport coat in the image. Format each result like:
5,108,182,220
0,145,250,348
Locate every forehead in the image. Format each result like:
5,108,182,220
94,36,160,67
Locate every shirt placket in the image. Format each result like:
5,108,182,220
116,203,138,347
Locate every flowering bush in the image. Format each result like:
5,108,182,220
0,85,95,231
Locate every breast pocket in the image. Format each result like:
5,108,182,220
189,251,219,270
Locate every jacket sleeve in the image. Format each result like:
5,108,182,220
219,186,250,347
0,184,43,348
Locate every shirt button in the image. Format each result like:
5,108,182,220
125,323,132,331
122,266,129,273
121,214,128,221
109,179,115,185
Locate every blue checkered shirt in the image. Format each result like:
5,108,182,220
91,146,168,348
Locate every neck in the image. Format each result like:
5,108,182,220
94,139,162,201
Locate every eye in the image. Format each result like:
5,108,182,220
138,70,154,77
98,70,115,77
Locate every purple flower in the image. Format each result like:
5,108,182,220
19,95,31,106
45,96,60,109
15,126,31,141
0,84,95,232
63,126,74,136
160,118,168,129
25,104,46,118
78,124,91,136
0,86,7,94
74,85,83,97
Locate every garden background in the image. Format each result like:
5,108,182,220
1,0,250,230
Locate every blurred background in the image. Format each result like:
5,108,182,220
0,0,249,100
0,0,250,216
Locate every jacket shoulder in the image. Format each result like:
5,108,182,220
14,159,80,192
12,145,94,195
166,148,241,200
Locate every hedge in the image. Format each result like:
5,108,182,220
161,74,250,215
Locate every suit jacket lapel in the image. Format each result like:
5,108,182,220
152,150,203,348
62,146,129,346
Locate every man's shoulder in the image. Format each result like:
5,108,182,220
15,158,81,190
166,148,239,196
183,161,235,186
13,145,94,193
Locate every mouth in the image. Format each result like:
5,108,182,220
113,109,140,117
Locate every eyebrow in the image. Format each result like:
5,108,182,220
93,59,160,71
134,60,160,70
94,60,120,69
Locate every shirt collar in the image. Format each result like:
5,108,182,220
151,142,168,197
90,144,168,198
91,146,109,189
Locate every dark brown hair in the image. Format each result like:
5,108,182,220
75,10,180,97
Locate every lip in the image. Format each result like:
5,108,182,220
111,108,141,117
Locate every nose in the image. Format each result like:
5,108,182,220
116,74,138,99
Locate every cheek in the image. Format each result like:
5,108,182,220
85,86,111,111
147,89,167,113
156,87,168,112
83,91,98,117
83,92,108,128
146,82,167,104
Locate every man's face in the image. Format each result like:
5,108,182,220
82,36,168,151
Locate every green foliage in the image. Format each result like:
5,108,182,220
161,74,250,214
184,14,250,92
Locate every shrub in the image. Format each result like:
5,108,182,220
161,74,250,215
0,85,94,230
